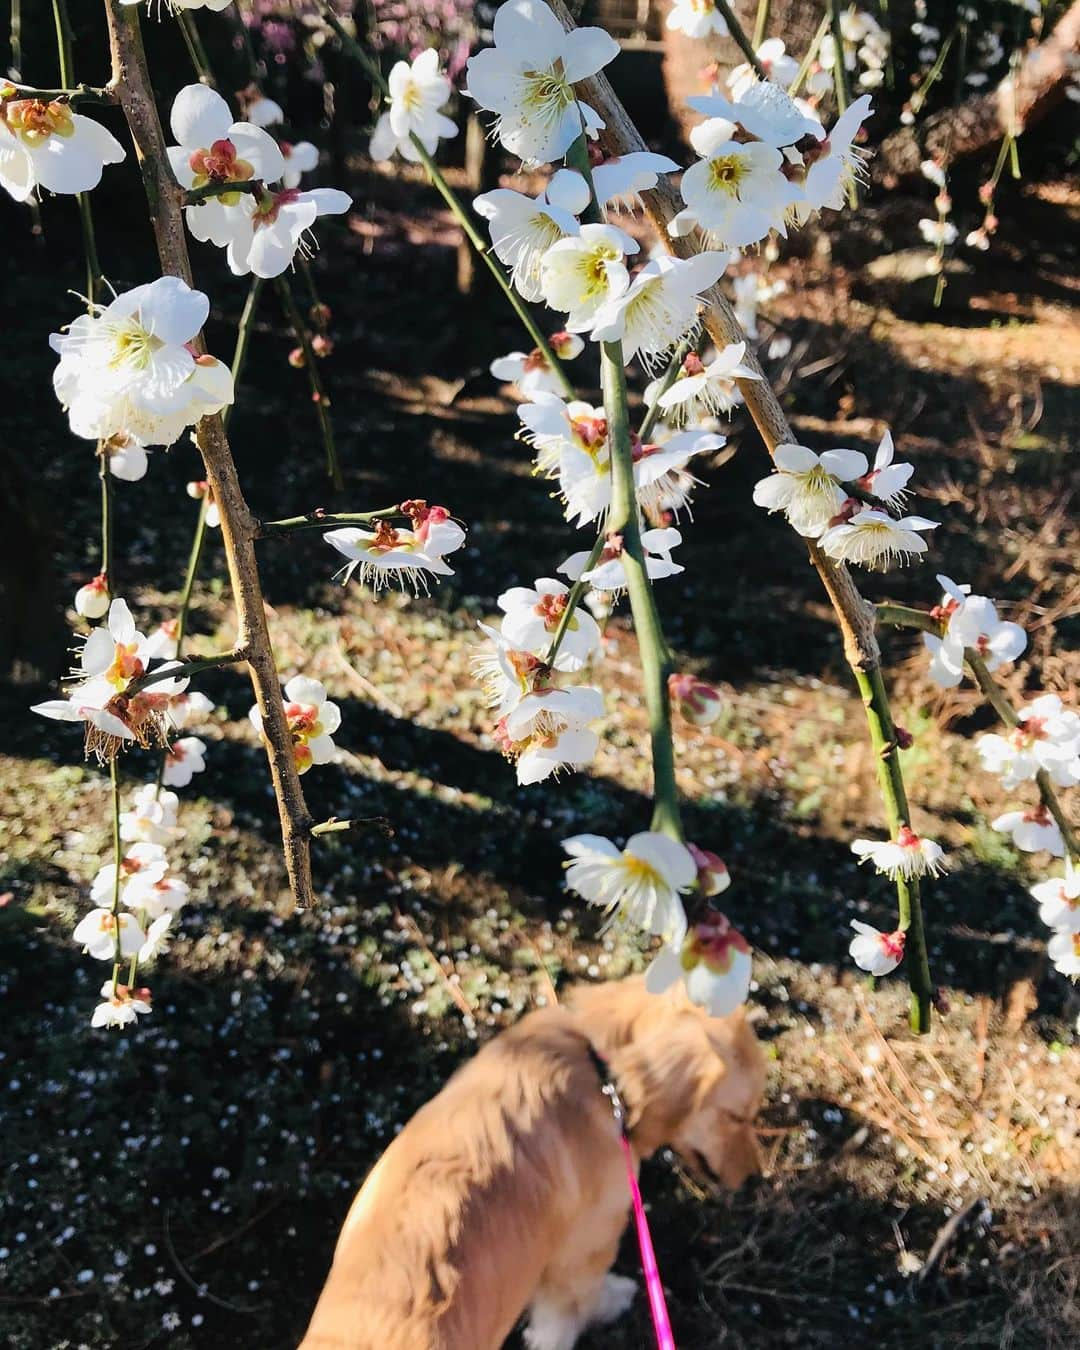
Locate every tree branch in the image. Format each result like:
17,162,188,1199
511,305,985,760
104,0,316,909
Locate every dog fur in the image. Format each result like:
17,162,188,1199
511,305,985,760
300,976,766,1350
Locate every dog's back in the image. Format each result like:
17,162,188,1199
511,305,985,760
300,1005,621,1349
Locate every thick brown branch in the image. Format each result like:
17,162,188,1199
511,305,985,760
105,0,315,908
875,0,1080,180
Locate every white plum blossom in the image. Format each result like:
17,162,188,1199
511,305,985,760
647,910,753,1018
168,84,285,248
490,331,583,398
222,185,352,279
819,508,939,570
464,0,618,165
689,81,824,148
120,785,183,846
472,623,544,717
138,914,174,965
855,429,913,508
498,685,603,784
591,152,680,208
1047,930,1080,977
789,96,873,224
250,676,340,775
90,981,153,1031
632,428,725,519
848,920,905,975
167,689,215,732
1031,869,1080,933
919,218,958,247
977,695,1080,790
851,825,947,880
539,223,638,330
498,579,601,672
518,392,608,477
922,577,1027,689
32,599,187,758
75,575,110,620
992,806,1064,857
670,118,802,248
474,172,585,301
163,737,207,788
589,252,730,368
649,342,759,424
0,96,124,201
244,96,284,128
91,843,168,909
728,40,801,99
369,49,458,163
280,139,320,189
752,443,868,537
136,873,190,921
666,0,728,39
560,528,684,592
325,505,465,592
563,831,696,937
50,277,231,447
73,909,145,961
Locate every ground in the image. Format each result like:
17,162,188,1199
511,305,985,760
1,141,1078,1348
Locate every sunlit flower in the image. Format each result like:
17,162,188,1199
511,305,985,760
852,429,913,508
539,222,638,330
474,172,584,301
498,578,601,671
518,392,608,478
73,908,145,961
560,527,684,592
279,139,319,189
490,331,583,398
562,831,696,936
90,980,153,1030
922,577,1027,689
369,49,458,163
472,622,544,716
137,873,190,921
499,685,603,784
223,184,352,279
51,277,220,446
32,599,186,760
752,443,868,537
977,695,1080,790
918,218,957,247
1047,929,1080,977
649,342,759,424
646,909,752,1017
669,673,724,727
591,152,679,208
464,0,618,165
168,84,285,247
689,81,824,148
120,784,183,846
162,736,206,788
75,574,110,620
670,118,801,248
250,676,340,775
1031,867,1080,933
819,508,938,569
589,252,730,368
138,914,174,964
851,825,947,879
728,40,801,99
665,0,728,39
0,96,124,200
848,920,905,975
91,842,168,909
632,428,723,519
788,95,873,223
167,689,214,732
325,507,465,592
993,805,1065,856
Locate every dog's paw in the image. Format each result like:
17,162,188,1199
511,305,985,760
523,1306,585,1350
590,1273,637,1326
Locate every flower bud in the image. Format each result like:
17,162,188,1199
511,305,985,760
311,334,334,358
288,346,306,369
74,573,110,620
310,302,332,328
687,843,731,896
668,672,723,727
186,480,209,501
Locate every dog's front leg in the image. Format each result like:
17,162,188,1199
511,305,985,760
523,1203,636,1350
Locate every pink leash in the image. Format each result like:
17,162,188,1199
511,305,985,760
591,1047,677,1350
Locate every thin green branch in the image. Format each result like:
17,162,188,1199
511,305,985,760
790,14,831,97
713,0,768,79
185,179,263,205
128,648,246,700
1,80,113,102
274,273,342,489
543,529,606,669
257,506,401,537
98,448,113,586
177,10,215,85
876,602,942,636
752,0,771,49
638,334,696,442
317,2,574,399
109,757,123,995
828,0,851,112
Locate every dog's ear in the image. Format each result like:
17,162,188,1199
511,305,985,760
609,1007,721,1155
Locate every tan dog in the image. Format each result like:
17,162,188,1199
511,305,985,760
301,976,766,1350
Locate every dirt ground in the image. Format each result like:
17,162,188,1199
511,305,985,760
1,132,1078,1349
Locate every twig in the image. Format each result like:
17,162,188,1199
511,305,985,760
257,506,400,537
185,178,263,205
273,272,342,488
105,0,315,909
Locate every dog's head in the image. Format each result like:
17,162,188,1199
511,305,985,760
570,977,767,1189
